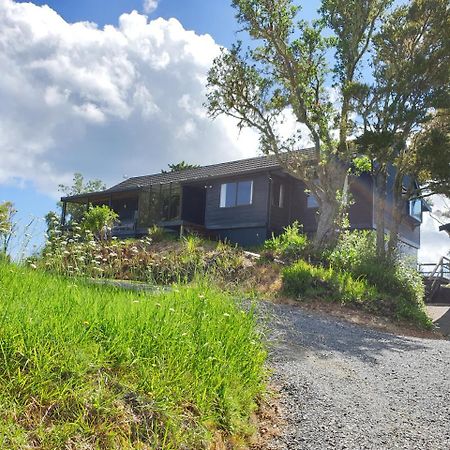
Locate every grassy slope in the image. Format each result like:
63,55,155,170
0,264,267,449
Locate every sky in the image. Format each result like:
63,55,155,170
0,0,448,261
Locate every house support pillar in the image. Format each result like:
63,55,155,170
61,202,67,227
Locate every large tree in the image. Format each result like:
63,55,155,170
355,0,450,257
53,173,106,225
206,0,391,249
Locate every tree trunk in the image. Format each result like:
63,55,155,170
311,157,349,251
387,172,405,258
373,168,387,259
314,197,341,250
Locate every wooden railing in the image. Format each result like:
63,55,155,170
419,256,450,301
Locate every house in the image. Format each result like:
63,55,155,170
61,152,429,258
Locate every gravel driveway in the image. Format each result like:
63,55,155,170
264,303,450,450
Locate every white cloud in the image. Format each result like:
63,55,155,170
418,196,450,263
0,0,259,196
143,0,159,14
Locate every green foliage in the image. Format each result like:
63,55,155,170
326,230,431,328
58,173,106,224
327,230,377,271
355,0,450,254
414,109,450,198
147,224,169,242
282,259,377,306
207,0,393,249
263,221,309,262
34,230,247,286
81,205,119,239
0,262,266,449
161,161,200,173
0,201,16,254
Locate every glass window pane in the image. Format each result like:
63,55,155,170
220,184,227,207
220,183,237,207
307,194,319,208
237,181,253,205
409,199,422,222
279,184,285,208
226,183,237,207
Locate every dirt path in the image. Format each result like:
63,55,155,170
264,303,450,450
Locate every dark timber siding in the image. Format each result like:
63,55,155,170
204,173,270,230
269,175,292,232
284,173,375,233
348,173,374,229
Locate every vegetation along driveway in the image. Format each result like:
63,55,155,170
263,303,450,450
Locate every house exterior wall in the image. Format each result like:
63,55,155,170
204,172,270,230
374,168,421,249
268,175,292,233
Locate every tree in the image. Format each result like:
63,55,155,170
0,201,16,256
355,0,450,257
57,173,106,224
414,109,450,199
206,0,391,250
161,161,200,173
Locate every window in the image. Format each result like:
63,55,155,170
272,181,285,208
220,180,253,207
307,193,319,208
409,198,422,222
279,184,285,208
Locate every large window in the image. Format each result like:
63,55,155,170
220,180,253,208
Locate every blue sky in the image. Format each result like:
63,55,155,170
0,0,448,261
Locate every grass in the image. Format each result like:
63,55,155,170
0,263,267,449
282,259,432,329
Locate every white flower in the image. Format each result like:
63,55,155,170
29,263,37,269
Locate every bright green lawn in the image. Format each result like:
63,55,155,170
0,263,267,449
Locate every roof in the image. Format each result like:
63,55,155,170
62,149,315,201
439,223,450,235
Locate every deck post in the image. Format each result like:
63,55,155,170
61,201,67,227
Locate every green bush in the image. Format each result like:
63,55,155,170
327,230,376,271
0,263,266,449
324,230,431,328
264,221,309,262
147,224,169,242
282,259,377,306
82,205,118,239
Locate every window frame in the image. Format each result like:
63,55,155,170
219,180,254,208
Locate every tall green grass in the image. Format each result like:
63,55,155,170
0,263,267,449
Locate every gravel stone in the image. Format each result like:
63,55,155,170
262,302,450,450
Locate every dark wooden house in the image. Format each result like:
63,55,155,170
61,153,429,258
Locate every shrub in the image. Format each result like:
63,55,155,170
264,221,309,262
323,230,431,328
327,230,376,271
82,205,118,240
282,259,377,306
147,224,169,242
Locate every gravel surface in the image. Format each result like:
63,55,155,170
263,303,450,450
